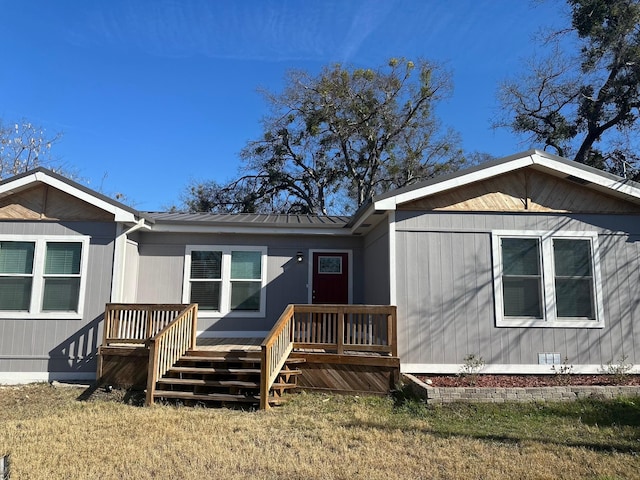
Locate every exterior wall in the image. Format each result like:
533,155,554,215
122,238,140,302
0,221,117,382
363,219,390,304
395,210,640,373
134,231,364,335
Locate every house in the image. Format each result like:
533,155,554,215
0,149,638,389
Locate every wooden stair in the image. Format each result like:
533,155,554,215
152,350,302,408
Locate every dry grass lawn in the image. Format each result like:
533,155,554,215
0,383,638,479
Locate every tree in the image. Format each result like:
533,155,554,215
184,58,465,215
0,120,62,179
496,0,640,177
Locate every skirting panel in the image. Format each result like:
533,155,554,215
291,353,400,395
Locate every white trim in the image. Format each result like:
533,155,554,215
307,249,353,304
388,211,397,305
400,363,640,375
373,152,640,211
0,172,136,222
348,203,376,232
111,220,149,302
183,245,268,318
0,234,90,319
110,224,126,303
375,155,535,210
0,371,96,385
196,330,270,338
492,230,604,328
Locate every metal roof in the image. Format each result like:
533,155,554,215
144,212,350,228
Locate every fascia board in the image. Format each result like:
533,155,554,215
348,203,376,232
30,172,137,222
374,155,535,210
149,223,351,236
0,174,38,196
0,171,138,222
373,151,640,210
532,154,640,200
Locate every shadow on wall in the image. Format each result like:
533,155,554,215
47,314,103,376
411,213,640,366
200,255,310,335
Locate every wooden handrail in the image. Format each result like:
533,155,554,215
145,304,198,406
102,304,189,346
260,304,295,410
292,304,397,355
259,304,397,409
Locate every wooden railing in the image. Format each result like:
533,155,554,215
260,304,397,409
260,304,295,410
146,304,198,406
292,304,397,356
102,304,189,346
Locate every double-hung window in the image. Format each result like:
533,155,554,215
492,231,603,328
0,236,89,318
183,246,267,317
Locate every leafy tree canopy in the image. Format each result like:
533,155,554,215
497,0,640,177
183,58,465,215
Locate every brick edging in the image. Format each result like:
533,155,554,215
402,374,640,404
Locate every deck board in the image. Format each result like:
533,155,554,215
196,337,263,352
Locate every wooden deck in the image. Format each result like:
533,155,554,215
97,304,399,409
196,337,262,352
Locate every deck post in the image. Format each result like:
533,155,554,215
146,339,159,406
389,307,397,357
260,345,270,410
190,304,198,350
145,305,153,339
337,306,344,355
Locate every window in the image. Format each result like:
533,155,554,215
318,256,342,274
183,246,267,317
0,236,89,318
492,231,603,328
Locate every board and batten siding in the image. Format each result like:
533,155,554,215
395,210,640,372
363,219,390,305
0,221,116,380
134,231,364,335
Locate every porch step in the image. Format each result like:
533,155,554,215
153,345,300,408
153,389,285,404
283,357,306,365
157,378,260,388
186,350,261,359
275,368,302,376
270,382,299,390
153,390,286,406
179,355,260,364
168,366,262,375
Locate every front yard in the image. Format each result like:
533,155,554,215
0,383,638,479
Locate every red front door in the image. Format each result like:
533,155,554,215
312,252,349,304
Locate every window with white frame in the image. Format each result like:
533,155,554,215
492,231,603,328
0,236,89,318
183,246,267,316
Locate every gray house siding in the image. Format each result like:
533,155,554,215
363,219,390,305
0,221,116,377
134,231,364,334
395,210,640,370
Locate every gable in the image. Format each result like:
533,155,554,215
398,169,640,213
0,184,114,221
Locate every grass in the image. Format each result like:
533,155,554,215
0,384,639,479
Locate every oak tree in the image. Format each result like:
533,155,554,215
0,120,62,179
497,0,640,177
185,58,464,214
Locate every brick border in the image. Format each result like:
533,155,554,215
402,374,640,404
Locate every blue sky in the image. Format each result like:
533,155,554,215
0,1,566,211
